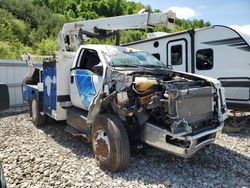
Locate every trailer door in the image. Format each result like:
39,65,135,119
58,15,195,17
167,39,187,72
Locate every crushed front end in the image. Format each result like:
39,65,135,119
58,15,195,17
139,75,227,157
130,72,227,158
102,68,228,158
87,48,231,158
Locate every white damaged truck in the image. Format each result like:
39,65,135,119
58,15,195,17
23,45,228,172
22,12,228,172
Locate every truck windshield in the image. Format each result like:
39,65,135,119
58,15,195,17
105,51,166,68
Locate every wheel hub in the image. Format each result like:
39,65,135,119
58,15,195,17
93,130,110,160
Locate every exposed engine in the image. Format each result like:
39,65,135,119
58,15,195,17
109,71,219,138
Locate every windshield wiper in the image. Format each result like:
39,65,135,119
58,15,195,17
141,65,167,68
114,65,140,68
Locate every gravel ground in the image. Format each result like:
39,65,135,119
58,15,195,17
0,113,249,188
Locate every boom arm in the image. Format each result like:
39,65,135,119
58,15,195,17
59,11,176,52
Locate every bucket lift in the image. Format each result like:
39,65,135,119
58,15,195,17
58,10,176,51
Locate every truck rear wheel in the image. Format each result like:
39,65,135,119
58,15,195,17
92,114,130,172
30,94,45,126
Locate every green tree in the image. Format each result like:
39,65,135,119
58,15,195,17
36,37,57,55
0,0,212,59
172,18,211,32
0,0,37,27
105,0,126,17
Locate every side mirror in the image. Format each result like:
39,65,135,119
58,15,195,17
0,84,9,111
167,65,173,70
92,65,103,76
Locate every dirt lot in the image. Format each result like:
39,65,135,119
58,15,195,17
0,113,249,188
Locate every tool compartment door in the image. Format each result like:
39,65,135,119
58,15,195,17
43,60,57,116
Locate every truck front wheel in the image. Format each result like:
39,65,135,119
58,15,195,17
30,94,45,126
92,114,130,172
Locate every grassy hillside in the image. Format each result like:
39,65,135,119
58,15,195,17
0,0,210,59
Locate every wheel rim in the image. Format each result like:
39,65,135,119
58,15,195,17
93,130,111,160
32,99,37,120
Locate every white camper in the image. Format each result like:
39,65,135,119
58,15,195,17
124,25,250,111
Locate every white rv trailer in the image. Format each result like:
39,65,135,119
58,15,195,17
124,25,250,111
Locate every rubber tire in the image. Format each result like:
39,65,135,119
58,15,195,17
92,113,130,172
30,94,45,126
0,162,6,188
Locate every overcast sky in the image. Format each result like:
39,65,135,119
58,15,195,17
131,0,250,34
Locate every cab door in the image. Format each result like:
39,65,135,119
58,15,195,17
167,39,187,72
70,48,104,111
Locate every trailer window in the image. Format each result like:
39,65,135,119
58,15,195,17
152,53,160,60
171,45,182,65
196,49,213,70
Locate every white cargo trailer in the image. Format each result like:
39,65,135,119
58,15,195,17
124,25,250,111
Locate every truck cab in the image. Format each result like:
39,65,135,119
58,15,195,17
23,45,228,172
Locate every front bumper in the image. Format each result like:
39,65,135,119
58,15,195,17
141,122,223,158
